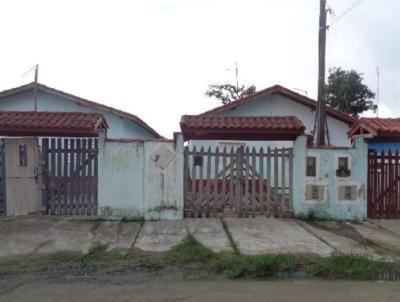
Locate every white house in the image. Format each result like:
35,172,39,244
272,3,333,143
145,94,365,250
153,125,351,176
182,84,356,150
0,82,161,139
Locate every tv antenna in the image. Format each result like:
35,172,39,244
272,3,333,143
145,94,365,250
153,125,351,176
376,66,380,117
227,62,239,90
22,64,39,111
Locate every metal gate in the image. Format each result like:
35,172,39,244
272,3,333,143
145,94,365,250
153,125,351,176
184,146,294,218
42,138,99,215
368,150,400,218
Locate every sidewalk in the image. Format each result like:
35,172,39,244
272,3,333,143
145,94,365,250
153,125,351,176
0,216,399,259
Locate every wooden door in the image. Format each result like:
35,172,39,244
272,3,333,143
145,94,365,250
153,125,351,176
5,138,40,216
368,150,400,219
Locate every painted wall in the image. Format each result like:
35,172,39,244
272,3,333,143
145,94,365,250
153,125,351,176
293,135,368,220
98,134,184,220
0,90,156,139
215,93,351,147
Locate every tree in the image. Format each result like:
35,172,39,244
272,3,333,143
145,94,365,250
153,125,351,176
325,67,376,117
205,83,256,104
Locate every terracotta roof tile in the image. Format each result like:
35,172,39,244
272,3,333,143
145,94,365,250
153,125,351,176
348,117,400,139
180,115,305,140
0,111,108,137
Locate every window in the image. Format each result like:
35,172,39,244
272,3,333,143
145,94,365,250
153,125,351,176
19,145,28,167
338,185,357,201
305,184,325,201
306,156,316,177
218,141,246,152
337,156,351,177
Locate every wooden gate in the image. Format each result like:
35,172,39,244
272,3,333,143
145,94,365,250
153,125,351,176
184,146,294,218
42,138,98,215
368,150,400,218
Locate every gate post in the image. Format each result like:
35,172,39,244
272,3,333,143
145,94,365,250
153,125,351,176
292,135,307,216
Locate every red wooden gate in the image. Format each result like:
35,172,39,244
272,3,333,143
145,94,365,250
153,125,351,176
368,150,400,218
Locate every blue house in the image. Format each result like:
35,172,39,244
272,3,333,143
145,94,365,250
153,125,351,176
0,82,161,139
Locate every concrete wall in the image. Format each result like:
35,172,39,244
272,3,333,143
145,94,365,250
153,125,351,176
293,135,368,220
98,134,184,220
0,90,156,139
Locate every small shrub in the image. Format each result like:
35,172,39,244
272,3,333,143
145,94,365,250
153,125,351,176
80,243,108,266
167,234,214,264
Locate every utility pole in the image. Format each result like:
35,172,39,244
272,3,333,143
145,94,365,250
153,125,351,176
316,0,328,146
33,64,39,111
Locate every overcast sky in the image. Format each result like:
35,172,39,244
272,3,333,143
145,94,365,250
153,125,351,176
0,0,399,137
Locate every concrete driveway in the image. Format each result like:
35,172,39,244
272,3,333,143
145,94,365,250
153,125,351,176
0,216,399,259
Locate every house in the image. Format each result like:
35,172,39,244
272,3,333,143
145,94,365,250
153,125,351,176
183,84,356,150
0,82,161,139
179,85,368,220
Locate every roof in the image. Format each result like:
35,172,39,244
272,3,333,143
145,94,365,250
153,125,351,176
180,115,305,141
0,111,108,137
348,117,400,141
0,82,162,138
200,84,356,125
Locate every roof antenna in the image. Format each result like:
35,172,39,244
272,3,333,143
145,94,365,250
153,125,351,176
33,64,39,112
376,66,380,117
22,64,39,111
293,88,308,95
227,62,239,91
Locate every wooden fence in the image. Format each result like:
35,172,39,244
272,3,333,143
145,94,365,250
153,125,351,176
42,138,98,215
368,150,400,218
184,146,294,218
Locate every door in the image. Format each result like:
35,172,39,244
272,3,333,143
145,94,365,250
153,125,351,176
5,138,41,216
368,150,400,218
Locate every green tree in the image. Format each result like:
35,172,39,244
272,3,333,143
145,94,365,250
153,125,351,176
205,83,256,104
325,67,376,117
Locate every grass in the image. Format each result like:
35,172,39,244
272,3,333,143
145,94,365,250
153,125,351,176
1,237,399,281
167,234,215,264
296,209,333,222
313,254,392,280
211,254,298,278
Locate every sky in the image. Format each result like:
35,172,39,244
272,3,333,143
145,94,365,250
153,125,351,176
0,0,399,138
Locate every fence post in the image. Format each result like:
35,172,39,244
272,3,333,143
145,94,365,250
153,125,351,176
235,146,243,217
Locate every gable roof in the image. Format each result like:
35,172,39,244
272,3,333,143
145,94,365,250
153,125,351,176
0,111,108,137
348,117,400,140
180,115,305,141
200,84,356,125
0,82,162,138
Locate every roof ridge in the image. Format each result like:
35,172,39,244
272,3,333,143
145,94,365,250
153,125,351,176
199,84,356,125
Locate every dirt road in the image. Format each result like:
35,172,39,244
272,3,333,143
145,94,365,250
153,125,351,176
1,279,399,302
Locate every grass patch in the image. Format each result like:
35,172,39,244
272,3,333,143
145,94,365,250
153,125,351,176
167,234,215,264
79,243,108,266
211,254,298,278
296,209,333,222
313,254,389,280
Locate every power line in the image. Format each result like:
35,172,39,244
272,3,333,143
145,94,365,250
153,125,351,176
327,0,364,29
